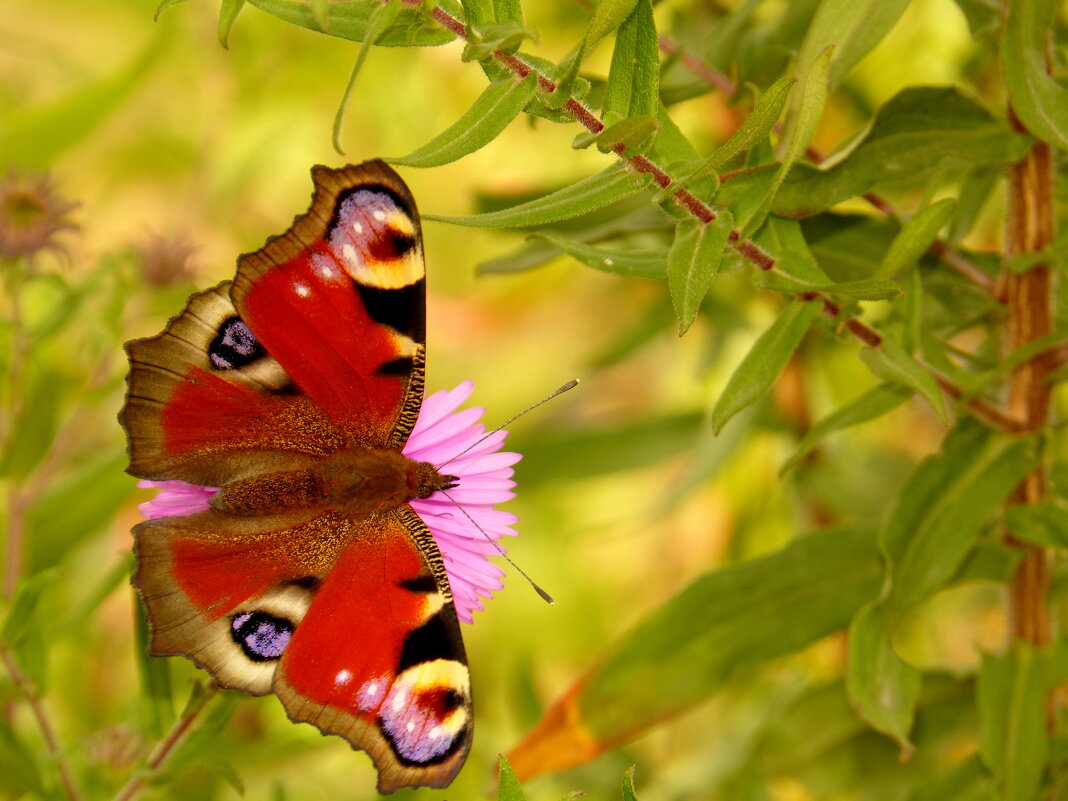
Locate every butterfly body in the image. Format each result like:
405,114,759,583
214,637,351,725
121,162,476,792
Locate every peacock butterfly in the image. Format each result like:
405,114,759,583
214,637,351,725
120,161,481,792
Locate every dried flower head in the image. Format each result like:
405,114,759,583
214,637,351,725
135,230,198,287
0,169,79,260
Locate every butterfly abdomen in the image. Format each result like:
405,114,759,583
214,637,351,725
211,448,452,519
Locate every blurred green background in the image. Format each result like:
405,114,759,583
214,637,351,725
0,1,1017,799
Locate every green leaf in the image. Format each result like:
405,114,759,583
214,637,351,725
667,211,734,335
979,643,1050,801
218,0,246,47
755,273,901,300
781,383,910,474
880,423,1037,618
578,525,881,741
497,755,527,801
332,0,403,153
876,199,956,278
859,337,947,424
711,299,821,434
0,717,46,799
514,412,702,485
1005,502,1068,548
792,0,910,94
27,453,136,573
0,371,64,480
389,72,537,167
582,114,659,156
902,755,997,801
621,765,639,801
585,0,642,54
0,45,157,168
603,0,659,121
154,0,190,20
745,44,833,235
1002,0,1068,150
672,75,795,194
528,233,667,278
1,571,57,694
428,165,653,229
754,215,830,285
770,87,1034,217
247,0,459,46
134,590,174,737
847,603,921,752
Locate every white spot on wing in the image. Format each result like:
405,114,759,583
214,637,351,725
352,221,364,235
294,282,310,298
342,243,359,266
335,669,352,686
373,210,386,222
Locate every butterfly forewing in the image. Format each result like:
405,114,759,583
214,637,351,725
121,161,473,792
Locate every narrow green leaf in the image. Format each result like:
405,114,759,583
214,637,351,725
0,45,156,168
309,0,329,30
771,87,1034,217
427,165,652,229
217,0,246,47
1002,0,1068,150
673,76,795,194
847,604,921,752
781,383,910,474
579,525,881,740
667,211,734,335
621,765,639,801
745,45,833,235
876,199,956,278
859,337,947,424
528,233,667,278
1005,502,1068,548
388,72,537,167
755,215,830,286
332,0,402,154
0,372,63,480
1,571,57,694
247,0,458,47
585,0,642,54
498,755,527,801
0,717,46,798
27,453,136,573
154,0,190,20
603,0,659,121
711,299,821,433
754,273,902,300
792,0,910,94
462,0,495,27
882,425,1037,618
134,590,174,737
590,114,659,155
979,643,1049,801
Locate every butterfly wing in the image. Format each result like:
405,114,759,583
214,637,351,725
122,162,471,791
134,506,471,792
121,161,426,485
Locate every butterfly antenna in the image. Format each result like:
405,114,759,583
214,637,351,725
440,490,555,606
437,379,580,471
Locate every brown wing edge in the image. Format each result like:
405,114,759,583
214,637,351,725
273,507,472,793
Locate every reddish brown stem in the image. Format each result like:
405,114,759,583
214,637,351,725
1,649,84,801
424,4,1024,433
1003,120,1055,645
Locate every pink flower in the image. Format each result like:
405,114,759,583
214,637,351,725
136,380,520,623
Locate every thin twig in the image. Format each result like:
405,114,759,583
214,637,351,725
0,648,84,801
111,681,220,801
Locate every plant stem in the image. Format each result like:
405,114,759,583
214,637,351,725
111,681,219,801
0,648,84,801
424,3,1025,433
1003,117,1055,645
4,260,29,598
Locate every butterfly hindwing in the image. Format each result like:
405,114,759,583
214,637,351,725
122,161,473,791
